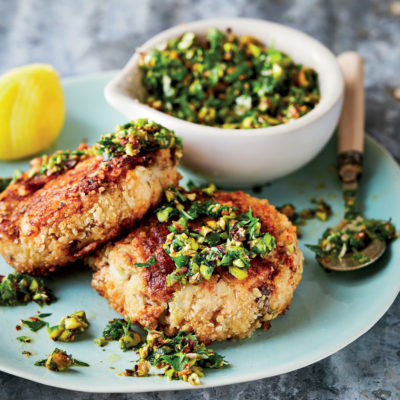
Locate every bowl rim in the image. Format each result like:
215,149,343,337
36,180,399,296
105,17,344,138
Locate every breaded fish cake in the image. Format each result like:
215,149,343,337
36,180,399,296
0,119,182,275
90,186,303,344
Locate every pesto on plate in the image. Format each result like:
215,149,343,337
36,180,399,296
0,272,55,306
123,329,227,385
140,28,320,129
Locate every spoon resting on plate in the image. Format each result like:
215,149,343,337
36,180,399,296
308,52,396,271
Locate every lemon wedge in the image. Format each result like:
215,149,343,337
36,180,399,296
0,64,65,160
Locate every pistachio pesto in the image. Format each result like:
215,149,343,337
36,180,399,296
34,348,89,371
0,272,55,306
123,329,227,385
307,216,397,264
153,185,276,285
140,28,320,129
47,310,89,342
21,119,182,180
95,318,141,351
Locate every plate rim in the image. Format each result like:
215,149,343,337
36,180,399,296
0,71,399,393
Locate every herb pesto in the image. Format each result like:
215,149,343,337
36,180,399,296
0,272,55,306
123,329,227,385
307,216,397,263
154,185,276,285
140,28,320,129
20,119,182,180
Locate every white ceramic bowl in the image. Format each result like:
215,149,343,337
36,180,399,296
105,18,344,188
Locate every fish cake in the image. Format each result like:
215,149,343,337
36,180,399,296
0,119,182,275
90,186,303,344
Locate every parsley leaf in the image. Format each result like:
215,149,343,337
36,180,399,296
134,256,156,268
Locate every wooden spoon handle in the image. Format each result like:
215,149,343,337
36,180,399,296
337,52,365,185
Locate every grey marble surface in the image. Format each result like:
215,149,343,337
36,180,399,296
0,0,399,399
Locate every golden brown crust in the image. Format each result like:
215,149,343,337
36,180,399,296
90,190,303,343
0,148,180,275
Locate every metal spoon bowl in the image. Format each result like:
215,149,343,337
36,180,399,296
319,237,386,271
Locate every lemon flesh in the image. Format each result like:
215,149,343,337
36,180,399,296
0,64,65,160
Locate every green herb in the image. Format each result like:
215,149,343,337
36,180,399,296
119,320,141,352
34,348,89,371
38,313,52,318
155,186,276,285
0,272,55,307
71,358,90,367
352,253,371,264
95,319,141,351
123,329,227,385
102,318,127,341
16,336,31,343
21,317,47,332
140,28,320,129
134,256,156,268
47,310,89,342
0,177,11,193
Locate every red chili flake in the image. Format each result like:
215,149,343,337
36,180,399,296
30,317,39,321
16,325,22,331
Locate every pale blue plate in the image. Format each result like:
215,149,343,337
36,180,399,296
0,72,399,393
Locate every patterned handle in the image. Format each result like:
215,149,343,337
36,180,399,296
337,52,365,184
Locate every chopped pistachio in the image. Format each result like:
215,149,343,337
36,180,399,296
94,337,108,347
47,310,89,342
35,348,89,372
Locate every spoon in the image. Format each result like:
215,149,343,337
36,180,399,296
318,52,386,271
